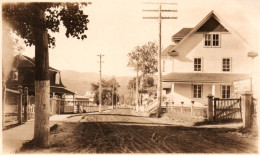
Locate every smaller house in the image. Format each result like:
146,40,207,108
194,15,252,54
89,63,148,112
85,91,95,103
6,54,75,98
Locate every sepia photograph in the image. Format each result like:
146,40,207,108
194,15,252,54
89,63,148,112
1,0,259,154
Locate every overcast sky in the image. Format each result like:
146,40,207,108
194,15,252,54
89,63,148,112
21,0,260,76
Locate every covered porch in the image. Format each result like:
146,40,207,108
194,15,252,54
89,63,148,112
162,72,251,107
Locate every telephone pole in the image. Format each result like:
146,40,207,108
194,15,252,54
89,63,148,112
112,76,115,109
97,54,104,112
143,2,177,118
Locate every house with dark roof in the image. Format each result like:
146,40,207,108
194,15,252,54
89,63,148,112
6,54,75,98
161,10,257,106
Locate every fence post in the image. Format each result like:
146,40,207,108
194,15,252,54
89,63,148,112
207,94,214,122
24,87,28,122
18,86,23,124
181,102,184,115
241,92,253,128
191,101,195,116
2,82,6,129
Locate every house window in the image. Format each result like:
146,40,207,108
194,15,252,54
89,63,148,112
204,34,211,47
194,58,202,71
204,33,220,47
222,85,231,98
212,34,219,47
163,59,165,72
193,84,202,98
222,58,231,72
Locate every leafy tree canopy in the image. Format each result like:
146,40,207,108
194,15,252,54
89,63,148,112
2,2,90,48
127,76,155,90
90,78,120,105
127,41,158,76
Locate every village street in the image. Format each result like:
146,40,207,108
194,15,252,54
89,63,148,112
17,108,257,153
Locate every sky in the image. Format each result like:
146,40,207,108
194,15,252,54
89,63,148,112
12,0,260,76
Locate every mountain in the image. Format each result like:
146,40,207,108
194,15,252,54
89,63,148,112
60,70,133,96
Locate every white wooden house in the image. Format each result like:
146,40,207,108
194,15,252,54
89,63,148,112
161,10,256,106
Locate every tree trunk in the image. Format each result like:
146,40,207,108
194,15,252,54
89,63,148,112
33,4,50,147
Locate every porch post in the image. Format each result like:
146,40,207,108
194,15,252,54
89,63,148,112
191,101,195,116
207,94,214,122
171,83,175,112
171,83,175,102
211,84,215,96
241,91,253,128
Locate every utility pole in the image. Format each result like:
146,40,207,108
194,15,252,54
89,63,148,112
112,76,115,109
97,54,104,112
143,2,177,118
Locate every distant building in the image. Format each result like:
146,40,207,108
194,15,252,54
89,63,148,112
84,91,95,103
161,11,256,106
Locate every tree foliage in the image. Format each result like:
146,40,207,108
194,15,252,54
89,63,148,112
91,78,120,105
2,2,90,48
127,41,158,76
127,76,155,90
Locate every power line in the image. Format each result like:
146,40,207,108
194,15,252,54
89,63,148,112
143,2,177,118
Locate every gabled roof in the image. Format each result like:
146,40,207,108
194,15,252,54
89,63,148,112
168,10,256,53
172,28,193,39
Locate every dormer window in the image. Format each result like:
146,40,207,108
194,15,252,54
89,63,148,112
204,33,220,47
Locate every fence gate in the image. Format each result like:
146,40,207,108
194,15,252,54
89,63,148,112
213,98,242,121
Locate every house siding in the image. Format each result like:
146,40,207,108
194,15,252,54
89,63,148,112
170,33,252,74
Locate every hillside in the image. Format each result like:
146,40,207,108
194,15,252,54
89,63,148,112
60,70,133,96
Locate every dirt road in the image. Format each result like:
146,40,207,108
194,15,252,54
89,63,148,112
20,108,257,153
